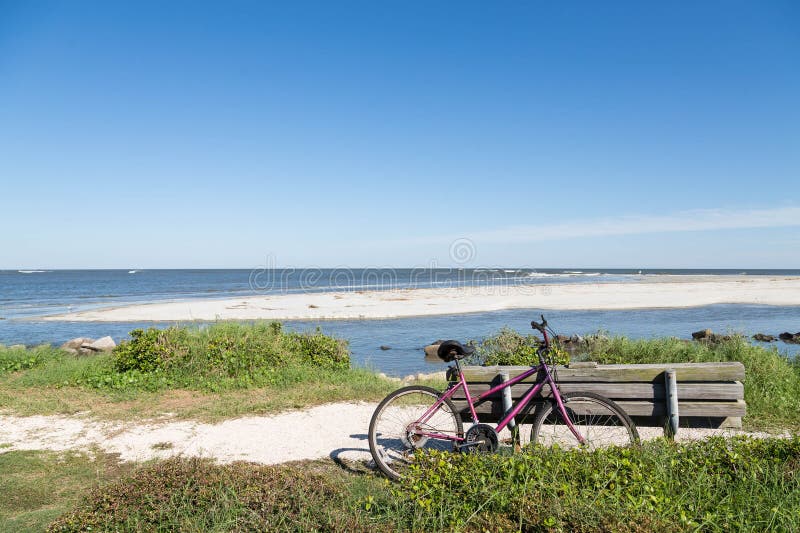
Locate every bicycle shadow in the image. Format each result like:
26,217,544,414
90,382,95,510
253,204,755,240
329,433,373,475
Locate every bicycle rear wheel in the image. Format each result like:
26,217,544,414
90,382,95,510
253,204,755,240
531,392,639,449
368,386,463,480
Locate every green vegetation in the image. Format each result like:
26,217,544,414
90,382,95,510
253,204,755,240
0,344,61,373
393,436,800,532
48,458,364,532
467,327,570,366
0,450,130,532
12,436,795,532
5,322,349,392
3,326,800,531
0,323,395,420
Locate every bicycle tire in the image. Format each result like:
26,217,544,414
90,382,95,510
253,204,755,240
368,385,463,480
530,391,639,449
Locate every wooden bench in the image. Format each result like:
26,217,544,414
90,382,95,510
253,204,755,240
450,362,746,434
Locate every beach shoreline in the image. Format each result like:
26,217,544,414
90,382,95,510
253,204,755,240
39,275,800,322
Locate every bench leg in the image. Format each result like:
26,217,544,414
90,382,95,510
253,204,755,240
665,369,679,439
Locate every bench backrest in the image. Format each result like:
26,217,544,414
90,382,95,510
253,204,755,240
451,362,746,429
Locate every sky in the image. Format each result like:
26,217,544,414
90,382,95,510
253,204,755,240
1,1,798,269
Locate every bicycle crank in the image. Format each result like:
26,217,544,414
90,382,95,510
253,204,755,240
460,424,499,453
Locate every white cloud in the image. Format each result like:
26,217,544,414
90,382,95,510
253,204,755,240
402,206,800,245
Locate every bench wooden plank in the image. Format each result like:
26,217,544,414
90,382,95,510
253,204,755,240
450,381,744,401
451,399,746,422
459,362,745,383
616,399,747,418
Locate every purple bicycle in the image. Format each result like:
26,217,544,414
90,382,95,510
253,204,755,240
368,316,639,479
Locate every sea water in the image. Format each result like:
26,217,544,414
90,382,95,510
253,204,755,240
1,269,798,375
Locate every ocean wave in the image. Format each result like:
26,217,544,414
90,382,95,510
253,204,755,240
18,270,48,274
526,271,605,278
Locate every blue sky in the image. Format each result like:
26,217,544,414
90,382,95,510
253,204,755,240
1,1,798,269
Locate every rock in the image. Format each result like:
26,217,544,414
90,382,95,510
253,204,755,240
402,371,446,383
61,337,95,351
379,345,391,351
752,333,776,342
9,344,25,350
81,336,116,352
555,334,570,343
779,332,800,344
692,329,713,340
424,343,443,359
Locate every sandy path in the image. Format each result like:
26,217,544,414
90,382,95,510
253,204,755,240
0,403,376,464
0,403,777,465
41,276,800,322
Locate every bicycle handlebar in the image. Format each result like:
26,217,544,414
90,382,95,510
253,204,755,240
530,314,548,333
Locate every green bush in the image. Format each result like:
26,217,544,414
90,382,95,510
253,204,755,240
48,458,364,532
468,327,569,366
288,328,350,370
390,436,800,532
103,322,352,392
113,328,188,373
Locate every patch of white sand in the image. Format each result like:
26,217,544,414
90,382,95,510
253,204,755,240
0,403,375,464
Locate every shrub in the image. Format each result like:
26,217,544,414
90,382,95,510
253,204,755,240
288,328,350,370
113,328,188,373
468,327,569,366
104,322,352,392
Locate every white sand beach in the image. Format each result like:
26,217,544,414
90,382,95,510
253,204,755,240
42,276,800,322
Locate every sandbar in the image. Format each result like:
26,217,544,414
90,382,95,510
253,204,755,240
41,276,800,322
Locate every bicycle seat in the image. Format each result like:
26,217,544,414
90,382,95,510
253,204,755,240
437,340,475,362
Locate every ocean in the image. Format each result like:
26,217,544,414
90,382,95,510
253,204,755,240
1,269,799,375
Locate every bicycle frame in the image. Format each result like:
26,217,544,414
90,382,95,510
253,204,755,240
412,337,585,445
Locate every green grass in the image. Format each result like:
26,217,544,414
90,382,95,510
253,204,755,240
0,450,130,533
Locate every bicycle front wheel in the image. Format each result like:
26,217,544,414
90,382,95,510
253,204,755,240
531,392,639,449
368,386,463,480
